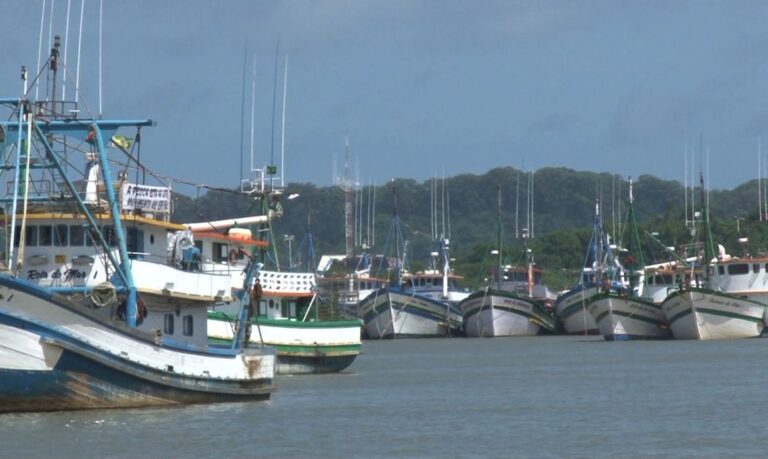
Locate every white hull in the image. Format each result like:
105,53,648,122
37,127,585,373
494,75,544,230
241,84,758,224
0,275,275,412
359,289,461,339
554,286,599,335
461,292,541,337
587,293,670,340
661,289,766,340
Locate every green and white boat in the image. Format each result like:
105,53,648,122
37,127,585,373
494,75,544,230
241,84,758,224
191,227,363,374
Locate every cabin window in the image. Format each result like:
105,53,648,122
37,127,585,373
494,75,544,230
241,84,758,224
38,225,52,246
269,299,275,309
717,266,725,275
661,274,673,284
126,228,144,259
260,299,267,316
25,225,38,247
212,242,228,263
281,301,289,317
164,314,174,335
727,264,749,275
754,264,761,273
69,225,85,246
194,240,203,253
150,234,155,245
53,224,68,247
183,315,194,336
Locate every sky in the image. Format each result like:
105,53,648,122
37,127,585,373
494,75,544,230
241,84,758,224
2,1,768,195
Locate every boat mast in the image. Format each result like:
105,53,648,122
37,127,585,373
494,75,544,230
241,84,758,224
496,185,502,290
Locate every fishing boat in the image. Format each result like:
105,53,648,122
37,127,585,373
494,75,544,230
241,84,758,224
554,202,603,335
315,251,388,320
460,187,555,337
0,44,275,413
206,266,363,375
193,179,363,374
660,176,767,340
358,190,463,339
584,181,671,341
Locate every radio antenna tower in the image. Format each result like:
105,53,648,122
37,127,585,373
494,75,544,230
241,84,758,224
337,135,354,260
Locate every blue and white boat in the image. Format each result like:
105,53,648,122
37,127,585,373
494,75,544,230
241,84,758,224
0,44,275,413
358,193,464,339
583,182,670,341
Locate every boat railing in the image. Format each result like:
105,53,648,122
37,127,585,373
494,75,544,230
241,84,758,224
33,100,80,120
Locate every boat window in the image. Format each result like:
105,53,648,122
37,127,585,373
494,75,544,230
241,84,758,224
183,315,193,336
25,225,38,247
38,225,52,246
69,225,84,246
11,226,19,247
150,234,155,245
126,228,145,259
534,272,543,284
260,299,267,316
727,264,749,275
164,314,174,335
281,301,289,317
717,265,724,275
212,242,228,263
754,264,761,273
662,274,673,284
269,299,275,309
54,224,68,247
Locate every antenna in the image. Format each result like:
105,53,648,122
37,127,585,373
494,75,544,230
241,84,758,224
280,55,288,188
62,0,72,100
441,171,446,236
268,37,280,187
75,0,84,103
35,0,46,101
757,137,763,221
98,0,103,117
515,167,520,239
338,135,354,259
684,142,688,225
249,57,256,173
238,39,247,184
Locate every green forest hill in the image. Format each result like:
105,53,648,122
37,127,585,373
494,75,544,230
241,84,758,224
173,166,768,292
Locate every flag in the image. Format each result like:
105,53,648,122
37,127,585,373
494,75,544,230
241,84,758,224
111,135,133,150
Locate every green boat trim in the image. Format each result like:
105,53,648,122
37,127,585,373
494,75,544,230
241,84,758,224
668,306,764,325
665,288,766,325
585,292,667,327
208,310,363,329
208,337,361,357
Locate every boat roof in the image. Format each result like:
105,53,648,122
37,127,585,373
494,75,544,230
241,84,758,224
193,231,268,248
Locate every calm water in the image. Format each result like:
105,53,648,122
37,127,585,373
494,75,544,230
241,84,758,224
2,336,768,458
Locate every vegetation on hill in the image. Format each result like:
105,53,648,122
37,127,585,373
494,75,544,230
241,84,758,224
173,166,768,292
